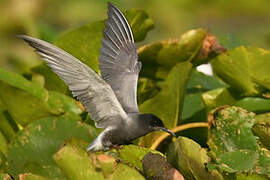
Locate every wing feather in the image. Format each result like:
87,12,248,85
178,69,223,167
19,35,127,128
99,3,141,113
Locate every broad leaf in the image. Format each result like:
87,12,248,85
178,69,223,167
138,29,207,79
7,116,98,179
207,106,258,173
212,46,270,96
53,144,145,180
167,136,224,180
139,62,192,146
0,68,82,126
252,113,270,150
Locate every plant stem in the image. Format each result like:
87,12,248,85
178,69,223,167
150,122,209,150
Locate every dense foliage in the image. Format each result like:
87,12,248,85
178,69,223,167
0,7,270,180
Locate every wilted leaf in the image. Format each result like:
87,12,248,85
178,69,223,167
7,116,98,179
55,9,154,72
142,152,184,180
252,113,270,150
167,136,224,180
207,106,258,173
211,46,270,96
0,173,12,180
139,62,192,146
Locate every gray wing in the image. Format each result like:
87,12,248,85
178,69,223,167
19,35,127,129
99,3,141,113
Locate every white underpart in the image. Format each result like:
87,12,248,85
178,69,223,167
87,127,114,152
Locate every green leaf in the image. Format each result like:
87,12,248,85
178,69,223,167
181,93,204,120
187,69,227,93
138,29,207,79
0,110,17,142
7,116,98,179
255,149,270,177
211,46,270,96
235,97,270,113
0,68,47,101
124,9,154,42
31,64,68,93
0,132,7,156
53,144,104,180
138,62,192,146
18,173,51,180
0,68,82,126
117,145,162,172
252,113,270,150
110,163,145,180
202,88,236,112
208,106,258,173
167,136,224,180
54,144,145,180
236,173,268,180
54,9,154,72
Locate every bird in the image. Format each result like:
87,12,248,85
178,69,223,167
19,2,176,152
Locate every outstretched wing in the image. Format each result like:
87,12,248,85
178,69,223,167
19,35,127,129
99,3,141,113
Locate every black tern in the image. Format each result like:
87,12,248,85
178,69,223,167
19,2,175,152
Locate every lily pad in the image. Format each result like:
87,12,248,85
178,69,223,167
139,62,192,146
207,106,258,173
167,136,224,180
211,46,270,96
235,97,270,113
117,145,162,172
0,68,82,126
54,144,145,180
252,113,270,150
53,144,104,179
138,29,206,79
7,116,98,179
201,88,236,112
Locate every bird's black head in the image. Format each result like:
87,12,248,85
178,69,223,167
145,114,176,137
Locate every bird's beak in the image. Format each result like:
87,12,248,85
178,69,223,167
157,127,176,137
